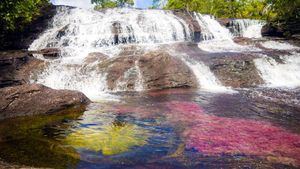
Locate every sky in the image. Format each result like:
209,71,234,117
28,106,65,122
50,0,154,9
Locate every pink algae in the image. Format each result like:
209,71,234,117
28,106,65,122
164,101,300,165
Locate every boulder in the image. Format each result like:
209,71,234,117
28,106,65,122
0,51,46,88
97,49,198,91
32,47,61,59
100,56,137,90
173,10,202,42
261,24,284,37
138,51,198,90
0,84,90,120
208,54,264,88
84,52,109,65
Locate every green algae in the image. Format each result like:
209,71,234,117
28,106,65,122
64,120,149,156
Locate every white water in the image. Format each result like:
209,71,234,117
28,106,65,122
30,6,300,98
134,60,144,91
260,41,300,50
195,14,260,53
229,19,265,38
181,57,232,93
254,53,300,88
29,7,192,99
194,13,232,41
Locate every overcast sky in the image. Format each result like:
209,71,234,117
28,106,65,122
50,0,153,9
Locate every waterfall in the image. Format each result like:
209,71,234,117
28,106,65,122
229,19,265,38
254,53,300,88
30,7,191,58
194,13,260,53
194,13,232,41
181,57,232,93
134,60,144,91
29,7,192,99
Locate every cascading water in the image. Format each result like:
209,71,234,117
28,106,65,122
29,5,300,98
181,57,232,93
254,53,300,88
229,19,265,38
194,13,260,52
29,7,193,99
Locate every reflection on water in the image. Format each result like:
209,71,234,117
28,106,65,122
64,115,148,156
0,89,300,168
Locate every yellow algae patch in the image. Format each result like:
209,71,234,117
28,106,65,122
64,121,148,155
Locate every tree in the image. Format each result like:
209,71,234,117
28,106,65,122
0,0,49,31
91,0,134,9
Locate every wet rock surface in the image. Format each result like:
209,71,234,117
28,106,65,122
139,51,198,90
0,84,90,120
208,54,264,88
0,51,46,88
31,48,61,59
173,10,202,42
98,49,198,91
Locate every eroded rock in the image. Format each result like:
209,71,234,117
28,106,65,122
139,51,198,90
0,51,46,88
209,54,264,88
0,84,90,120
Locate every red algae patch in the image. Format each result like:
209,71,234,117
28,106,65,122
164,101,300,166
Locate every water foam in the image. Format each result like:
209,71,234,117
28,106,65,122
254,53,300,88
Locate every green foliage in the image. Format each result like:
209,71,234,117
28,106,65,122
0,0,49,31
165,0,299,21
92,0,134,9
165,0,269,19
266,0,300,21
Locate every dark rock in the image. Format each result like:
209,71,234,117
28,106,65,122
139,51,198,90
0,51,46,88
0,84,90,120
262,24,284,37
209,54,264,88
173,10,202,42
217,18,233,27
33,48,61,59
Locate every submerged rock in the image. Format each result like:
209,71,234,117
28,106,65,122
0,84,90,120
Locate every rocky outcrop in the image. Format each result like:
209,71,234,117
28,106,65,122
84,52,109,65
96,49,198,91
0,51,46,88
261,23,285,37
101,55,137,90
208,54,264,88
139,51,198,90
173,10,202,42
0,84,90,120
32,47,61,59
